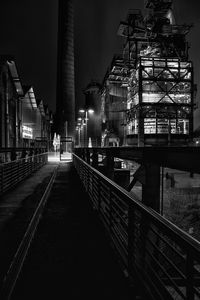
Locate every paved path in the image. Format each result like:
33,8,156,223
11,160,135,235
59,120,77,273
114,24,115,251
12,162,131,300
0,161,58,291
0,162,57,231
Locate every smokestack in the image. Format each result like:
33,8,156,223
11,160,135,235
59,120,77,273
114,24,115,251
56,0,75,140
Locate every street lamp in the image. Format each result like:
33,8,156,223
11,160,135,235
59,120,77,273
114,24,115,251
79,108,94,147
75,124,81,147
76,117,84,147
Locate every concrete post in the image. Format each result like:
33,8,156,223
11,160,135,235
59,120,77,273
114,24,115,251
92,149,98,168
142,162,160,212
106,150,114,180
86,148,90,165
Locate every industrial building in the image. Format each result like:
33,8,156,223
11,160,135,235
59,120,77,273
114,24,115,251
101,0,196,146
0,56,24,149
22,86,53,148
0,56,53,161
101,55,128,147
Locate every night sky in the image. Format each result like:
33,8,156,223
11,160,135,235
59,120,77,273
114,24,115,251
0,0,200,127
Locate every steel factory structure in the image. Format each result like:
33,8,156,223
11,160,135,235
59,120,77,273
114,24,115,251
101,0,196,147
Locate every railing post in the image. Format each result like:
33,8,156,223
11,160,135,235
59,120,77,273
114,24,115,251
10,161,13,186
186,251,194,300
109,188,113,233
17,160,19,182
0,165,3,194
98,180,101,213
86,148,90,165
128,204,135,278
92,149,98,168
80,148,84,160
83,148,86,162
142,162,160,212
128,203,141,296
106,150,114,181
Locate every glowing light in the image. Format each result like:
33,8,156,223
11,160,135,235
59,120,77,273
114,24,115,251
22,125,33,139
79,108,94,114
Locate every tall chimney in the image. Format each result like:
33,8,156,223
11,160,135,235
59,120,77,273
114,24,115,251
56,0,75,140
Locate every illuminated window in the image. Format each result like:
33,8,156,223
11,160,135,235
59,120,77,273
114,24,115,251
142,68,153,77
167,61,179,68
180,62,191,68
177,119,189,134
22,125,33,139
157,119,169,134
141,60,153,67
144,118,156,134
142,93,169,103
154,60,166,67
127,120,138,134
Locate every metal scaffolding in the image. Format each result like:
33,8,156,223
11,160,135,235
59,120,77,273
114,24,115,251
126,57,193,146
114,0,196,146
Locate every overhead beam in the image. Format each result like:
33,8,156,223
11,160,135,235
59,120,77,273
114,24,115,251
79,147,200,174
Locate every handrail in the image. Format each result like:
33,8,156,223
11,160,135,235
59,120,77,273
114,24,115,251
0,153,48,195
74,147,200,174
73,153,200,300
0,152,48,165
0,147,47,152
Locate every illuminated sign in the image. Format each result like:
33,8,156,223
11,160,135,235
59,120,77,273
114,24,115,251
22,125,33,139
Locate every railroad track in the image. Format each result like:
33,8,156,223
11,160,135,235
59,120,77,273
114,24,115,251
0,164,59,300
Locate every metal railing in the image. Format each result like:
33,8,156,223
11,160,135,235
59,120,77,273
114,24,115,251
0,153,48,195
73,153,200,300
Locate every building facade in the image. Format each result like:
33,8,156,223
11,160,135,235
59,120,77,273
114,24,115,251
0,56,23,148
0,56,53,161
101,56,128,147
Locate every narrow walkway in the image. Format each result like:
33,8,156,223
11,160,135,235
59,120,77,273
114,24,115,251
12,162,131,299
0,162,58,289
0,162,57,230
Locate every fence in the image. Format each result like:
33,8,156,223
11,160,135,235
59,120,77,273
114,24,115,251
73,153,200,300
0,152,48,195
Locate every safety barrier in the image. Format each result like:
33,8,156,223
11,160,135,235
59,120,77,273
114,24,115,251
0,153,48,195
73,153,200,300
